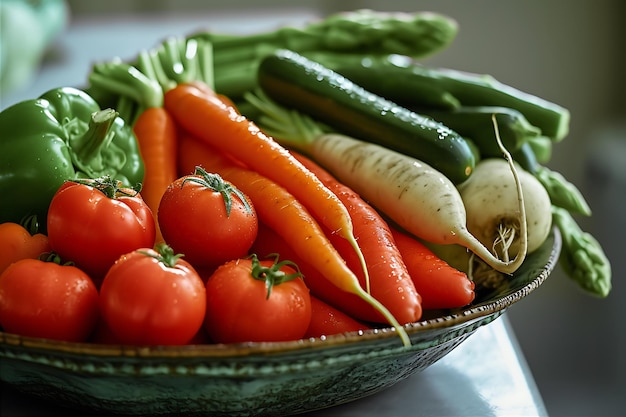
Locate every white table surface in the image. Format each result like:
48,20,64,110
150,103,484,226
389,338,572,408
0,10,547,416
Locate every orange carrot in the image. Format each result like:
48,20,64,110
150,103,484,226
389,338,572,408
132,107,178,243
252,220,385,323
304,295,372,339
163,82,368,287
177,132,410,345
186,81,237,109
391,228,475,310
293,152,423,324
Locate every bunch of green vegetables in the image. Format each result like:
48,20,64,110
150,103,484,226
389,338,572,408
86,9,459,124
81,9,610,297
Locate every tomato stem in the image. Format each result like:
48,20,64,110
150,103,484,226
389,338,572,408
39,251,75,266
20,214,42,236
249,253,302,299
70,175,141,199
182,166,253,217
140,243,184,268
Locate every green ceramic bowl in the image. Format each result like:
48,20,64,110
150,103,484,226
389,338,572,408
0,228,561,417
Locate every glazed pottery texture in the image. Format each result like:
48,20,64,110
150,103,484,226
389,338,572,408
0,228,561,417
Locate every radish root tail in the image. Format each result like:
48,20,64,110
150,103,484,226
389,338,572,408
461,115,528,274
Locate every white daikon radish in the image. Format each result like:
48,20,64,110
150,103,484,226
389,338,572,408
458,158,552,259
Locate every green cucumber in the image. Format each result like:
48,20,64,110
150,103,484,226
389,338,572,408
302,52,460,110
313,53,570,141
416,106,541,157
257,49,476,184
511,141,540,173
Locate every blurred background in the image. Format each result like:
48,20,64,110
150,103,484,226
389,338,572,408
2,1,625,416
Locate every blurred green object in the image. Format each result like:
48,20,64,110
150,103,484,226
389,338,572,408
0,0,69,94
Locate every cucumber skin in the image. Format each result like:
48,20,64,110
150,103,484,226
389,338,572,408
324,55,570,141
302,52,459,110
416,106,541,157
511,142,540,174
258,50,476,184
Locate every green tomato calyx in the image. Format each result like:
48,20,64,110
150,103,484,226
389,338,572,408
249,254,302,299
70,175,141,199
140,243,184,269
182,166,253,217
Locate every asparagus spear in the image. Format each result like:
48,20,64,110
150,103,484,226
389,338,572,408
552,206,611,297
536,167,592,216
192,9,459,99
190,9,458,63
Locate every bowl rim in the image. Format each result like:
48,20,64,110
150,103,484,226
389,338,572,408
0,227,561,359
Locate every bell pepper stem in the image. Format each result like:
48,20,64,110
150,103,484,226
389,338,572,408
71,109,118,176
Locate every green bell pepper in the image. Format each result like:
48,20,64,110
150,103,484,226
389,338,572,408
0,86,144,229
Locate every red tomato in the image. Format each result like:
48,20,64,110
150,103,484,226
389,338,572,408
0,257,99,342
0,221,50,275
158,167,258,270
47,177,156,282
89,317,120,345
99,244,206,346
204,255,311,343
